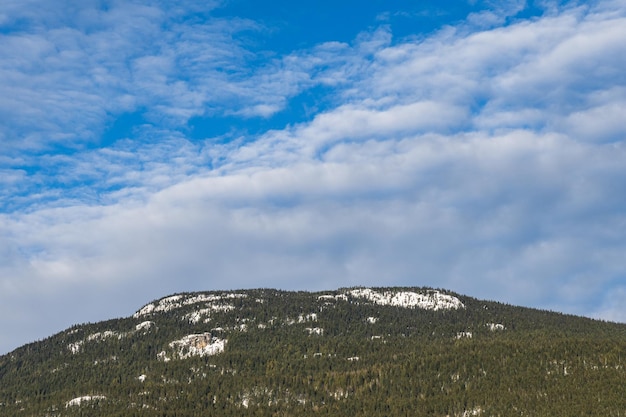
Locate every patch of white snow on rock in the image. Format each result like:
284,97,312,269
66,395,106,408
318,294,348,302
158,333,226,361
305,327,324,335
67,322,156,354
67,341,84,354
346,288,465,310
86,330,119,342
134,293,247,318
183,304,236,324
298,313,318,323
135,321,155,331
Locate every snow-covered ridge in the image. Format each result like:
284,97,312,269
69,288,462,355
344,288,465,310
67,321,155,354
134,293,247,318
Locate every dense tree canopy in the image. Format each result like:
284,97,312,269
1,288,625,416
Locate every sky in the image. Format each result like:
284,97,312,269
1,0,626,354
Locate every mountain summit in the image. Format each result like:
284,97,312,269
1,287,625,416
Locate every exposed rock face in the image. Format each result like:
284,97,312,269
159,332,226,361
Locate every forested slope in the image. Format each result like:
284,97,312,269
1,287,625,416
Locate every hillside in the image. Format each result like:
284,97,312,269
1,287,626,416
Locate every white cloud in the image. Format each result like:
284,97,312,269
466,0,527,28
594,286,626,323
4,124,626,351
2,0,626,354
0,0,337,151
561,100,626,142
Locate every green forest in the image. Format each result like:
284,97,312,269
1,287,625,416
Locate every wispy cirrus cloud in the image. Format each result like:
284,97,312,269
0,0,343,153
1,1,163,149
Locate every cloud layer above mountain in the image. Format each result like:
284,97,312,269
1,0,625,354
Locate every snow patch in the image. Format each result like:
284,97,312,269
87,330,119,342
487,323,505,331
185,309,211,324
305,327,324,335
161,333,226,360
134,292,247,318
460,406,483,416
67,341,84,354
66,395,106,408
346,288,464,310
318,294,348,302
185,303,237,323
135,321,154,331
298,313,318,323
68,333,113,353
367,316,378,324
67,323,155,354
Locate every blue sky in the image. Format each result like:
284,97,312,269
1,0,626,354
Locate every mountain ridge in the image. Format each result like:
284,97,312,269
2,286,626,416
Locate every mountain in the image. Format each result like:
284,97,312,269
1,287,626,416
